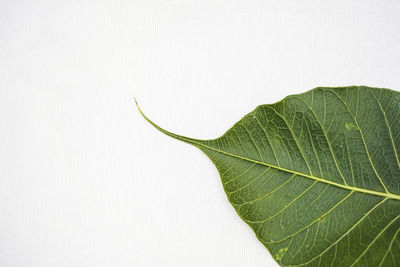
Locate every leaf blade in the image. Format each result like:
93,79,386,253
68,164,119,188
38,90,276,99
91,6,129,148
138,86,400,266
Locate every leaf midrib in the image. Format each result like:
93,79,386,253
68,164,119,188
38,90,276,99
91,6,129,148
192,139,400,200
136,101,400,201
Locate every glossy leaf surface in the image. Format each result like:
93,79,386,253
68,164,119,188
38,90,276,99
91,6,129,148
138,86,400,266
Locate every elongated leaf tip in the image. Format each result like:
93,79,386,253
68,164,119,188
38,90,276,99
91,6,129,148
134,98,146,118
134,97,140,109
135,99,173,136
135,100,197,144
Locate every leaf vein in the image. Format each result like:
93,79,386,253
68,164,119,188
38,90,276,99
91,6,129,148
323,89,389,193
290,198,387,266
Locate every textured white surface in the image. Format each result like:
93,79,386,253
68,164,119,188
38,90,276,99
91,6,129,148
1,1,400,266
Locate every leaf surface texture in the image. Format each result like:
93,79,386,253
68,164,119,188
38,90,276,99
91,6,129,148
138,86,400,266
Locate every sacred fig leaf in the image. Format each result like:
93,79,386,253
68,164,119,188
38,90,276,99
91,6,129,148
137,86,400,267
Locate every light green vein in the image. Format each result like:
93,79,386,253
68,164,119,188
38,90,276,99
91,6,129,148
350,214,400,266
253,114,281,166
324,89,390,193
368,89,400,172
290,198,388,267
378,226,400,267
227,167,270,194
266,191,354,244
293,95,349,186
234,173,297,207
264,105,314,177
246,181,318,224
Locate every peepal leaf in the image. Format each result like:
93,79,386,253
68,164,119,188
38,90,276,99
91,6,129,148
137,86,400,267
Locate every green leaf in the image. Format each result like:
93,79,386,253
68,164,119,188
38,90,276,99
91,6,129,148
137,86,400,267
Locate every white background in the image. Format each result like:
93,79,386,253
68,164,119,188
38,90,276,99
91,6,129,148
1,1,400,266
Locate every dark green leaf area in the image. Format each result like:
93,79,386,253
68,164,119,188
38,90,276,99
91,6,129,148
199,87,400,266
139,86,400,266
